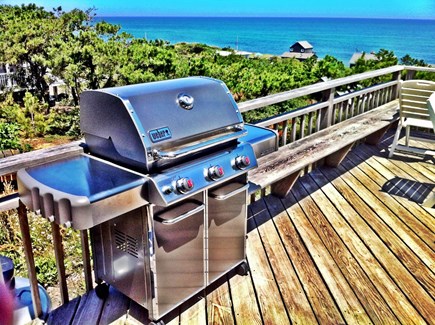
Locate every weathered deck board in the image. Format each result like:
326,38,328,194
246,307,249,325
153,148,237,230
306,169,424,324
245,205,289,324
289,183,372,324
250,198,318,324
319,165,435,322
227,265,262,324
43,135,435,325
299,174,401,324
265,195,344,324
348,147,435,237
206,279,234,325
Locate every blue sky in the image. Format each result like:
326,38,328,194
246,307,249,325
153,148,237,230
1,0,434,19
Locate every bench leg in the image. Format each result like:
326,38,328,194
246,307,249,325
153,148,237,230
365,125,392,145
325,143,354,167
271,170,301,198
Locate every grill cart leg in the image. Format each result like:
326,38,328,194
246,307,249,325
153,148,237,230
95,282,109,299
236,261,250,276
149,321,165,325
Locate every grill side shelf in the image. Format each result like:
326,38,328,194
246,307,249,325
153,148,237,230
17,155,148,230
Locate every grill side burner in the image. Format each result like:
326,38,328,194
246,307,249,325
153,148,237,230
17,77,278,322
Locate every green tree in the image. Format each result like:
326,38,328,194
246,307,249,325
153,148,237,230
312,55,349,80
0,92,53,138
0,4,58,101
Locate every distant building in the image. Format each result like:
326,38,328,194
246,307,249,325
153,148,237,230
217,50,265,59
349,52,378,67
0,64,18,90
281,41,316,61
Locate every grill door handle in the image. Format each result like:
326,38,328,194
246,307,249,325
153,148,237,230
152,129,246,160
156,204,205,225
209,184,249,201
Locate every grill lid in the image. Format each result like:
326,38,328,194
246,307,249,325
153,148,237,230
80,77,245,172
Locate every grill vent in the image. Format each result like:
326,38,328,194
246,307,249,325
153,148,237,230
114,229,139,258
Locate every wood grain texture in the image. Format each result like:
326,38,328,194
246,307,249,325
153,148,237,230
320,166,435,323
307,168,424,324
179,297,207,325
275,194,345,324
0,140,83,176
301,173,401,324
256,197,319,324
246,202,289,324
72,290,105,325
228,269,262,325
99,287,130,324
46,296,81,324
289,182,372,325
206,280,234,325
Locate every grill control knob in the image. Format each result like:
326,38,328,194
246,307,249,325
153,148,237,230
235,155,251,169
208,165,225,180
176,177,194,194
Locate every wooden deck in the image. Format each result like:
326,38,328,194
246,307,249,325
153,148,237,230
44,132,435,325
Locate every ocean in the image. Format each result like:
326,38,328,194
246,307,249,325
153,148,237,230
95,17,435,65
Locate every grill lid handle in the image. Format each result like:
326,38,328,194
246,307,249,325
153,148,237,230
152,127,246,160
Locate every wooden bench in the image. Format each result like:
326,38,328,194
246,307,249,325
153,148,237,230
248,99,400,197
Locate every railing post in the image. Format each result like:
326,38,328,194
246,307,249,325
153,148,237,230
80,230,93,292
51,222,69,304
17,201,42,318
320,87,335,129
405,69,416,81
391,71,402,100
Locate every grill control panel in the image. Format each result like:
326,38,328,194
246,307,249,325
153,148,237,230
147,143,257,206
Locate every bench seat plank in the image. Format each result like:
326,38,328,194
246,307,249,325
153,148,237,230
249,100,399,196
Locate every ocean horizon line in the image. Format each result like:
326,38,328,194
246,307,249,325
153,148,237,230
96,16,434,21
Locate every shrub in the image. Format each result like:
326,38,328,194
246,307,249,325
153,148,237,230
0,122,21,150
48,107,81,138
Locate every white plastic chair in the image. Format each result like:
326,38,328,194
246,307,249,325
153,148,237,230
389,80,435,158
428,93,435,131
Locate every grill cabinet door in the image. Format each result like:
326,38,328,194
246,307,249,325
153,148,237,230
152,194,206,319
208,179,248,284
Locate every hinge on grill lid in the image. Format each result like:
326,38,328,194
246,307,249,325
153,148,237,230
114,228,139,258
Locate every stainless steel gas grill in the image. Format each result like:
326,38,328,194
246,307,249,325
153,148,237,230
16,77,277,322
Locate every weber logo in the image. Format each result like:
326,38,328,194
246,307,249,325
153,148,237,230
149,127,172,143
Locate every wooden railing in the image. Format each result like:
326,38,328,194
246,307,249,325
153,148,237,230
0,64,434,319
239,65,404,146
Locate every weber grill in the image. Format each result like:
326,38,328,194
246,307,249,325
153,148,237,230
17,77,277,322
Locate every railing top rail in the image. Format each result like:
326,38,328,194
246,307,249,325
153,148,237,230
238,65,405,113
403,65,435,73
0,141,84,177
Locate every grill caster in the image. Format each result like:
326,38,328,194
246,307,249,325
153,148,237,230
95,283,109,299
236,261,250,276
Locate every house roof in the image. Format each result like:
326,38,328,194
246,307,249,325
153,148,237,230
281,51,315,60
291,41,313,50
349,52,378,65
